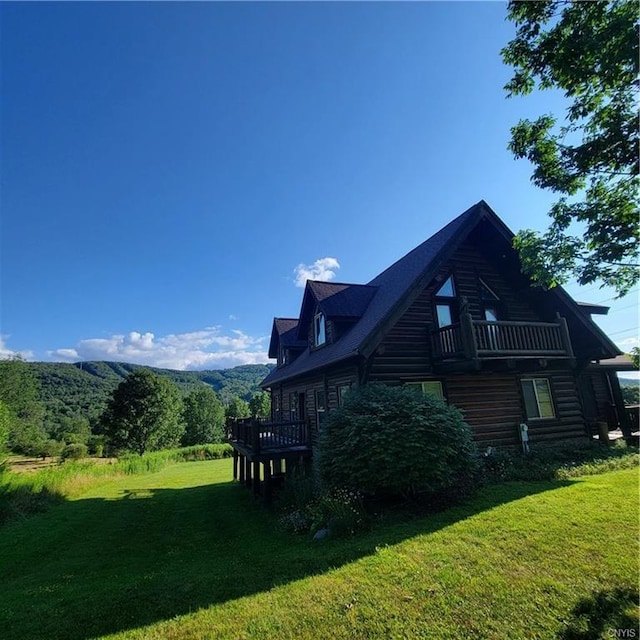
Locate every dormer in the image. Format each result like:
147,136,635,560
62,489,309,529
297,280,378,348
268,318,306,367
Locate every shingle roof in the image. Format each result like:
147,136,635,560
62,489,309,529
261,201,484,387
262,199,621,388
309,281,378,319
267,318,306,359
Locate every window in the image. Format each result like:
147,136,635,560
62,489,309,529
521,378,555,419
434,275,457,328
314,312,326,346
315,389,326,430
436,276,456,297
337,383,352,406
406,381,444,400
273,394,281,418
289,392,298,419
479,277,503,323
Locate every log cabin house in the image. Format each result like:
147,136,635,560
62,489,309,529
229,201,633,498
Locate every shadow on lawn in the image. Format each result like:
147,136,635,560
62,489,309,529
557,586,639,640
0,477,574,640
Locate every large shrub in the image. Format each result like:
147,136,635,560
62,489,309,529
318,383,478,499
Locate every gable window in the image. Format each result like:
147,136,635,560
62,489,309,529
479,277,504,322
434,275,457,328
406,381,444,400
521,378,555,420
314,312,326,347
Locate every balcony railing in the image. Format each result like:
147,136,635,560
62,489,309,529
432,313,574,361
228,418,309,455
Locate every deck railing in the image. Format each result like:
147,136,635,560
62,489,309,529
626,405,639,431
228,418,309,455
432,313,574,361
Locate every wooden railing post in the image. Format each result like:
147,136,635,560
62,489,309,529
556,313,574,358
251,420,261,455
460,312,478,360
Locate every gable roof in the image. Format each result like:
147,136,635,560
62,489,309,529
267,318,306,359
297,281,378,339
261,200,620,388
262,201,482,387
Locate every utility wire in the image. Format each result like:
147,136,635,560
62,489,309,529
607,327,639,337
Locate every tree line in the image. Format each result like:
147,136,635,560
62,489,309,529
0,358,271,459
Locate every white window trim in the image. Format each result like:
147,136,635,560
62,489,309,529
314,312,326,347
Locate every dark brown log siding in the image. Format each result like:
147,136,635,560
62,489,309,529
445,239,543,323
268,362,360,447
367,237,550,383
447,371,587,447
368,285,435,382
446,374,523,447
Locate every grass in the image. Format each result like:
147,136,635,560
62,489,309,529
0,457,637,640
0,444,232,524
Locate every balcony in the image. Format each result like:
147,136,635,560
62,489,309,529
431,312,574,369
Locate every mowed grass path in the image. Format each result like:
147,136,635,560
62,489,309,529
0,459,637,640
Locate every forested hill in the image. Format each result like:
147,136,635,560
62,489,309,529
29,360,275,425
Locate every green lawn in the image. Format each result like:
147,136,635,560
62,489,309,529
0,459,637,640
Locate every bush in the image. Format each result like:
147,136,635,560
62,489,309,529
308,487,368,537
482,440,639,483
61,443,88,461
87,435,105,457
318,384,479,500
276,468,368,538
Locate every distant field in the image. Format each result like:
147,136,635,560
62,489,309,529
0,459,637,640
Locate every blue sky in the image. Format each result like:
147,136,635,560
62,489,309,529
1,2,637,370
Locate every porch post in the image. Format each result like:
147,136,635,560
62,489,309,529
556,314,575,357
232,449,239,480
244,456,252,488
252,461,261,496
460,310,477,360
607,370,633,441
238,453,245,483
263,461,272,505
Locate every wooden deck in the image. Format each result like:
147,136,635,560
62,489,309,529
228,418,312,503
228,418,311,460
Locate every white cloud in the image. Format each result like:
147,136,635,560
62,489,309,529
48,326,269,371
293,257,340,287
0,335,34,361
617,336,639,350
